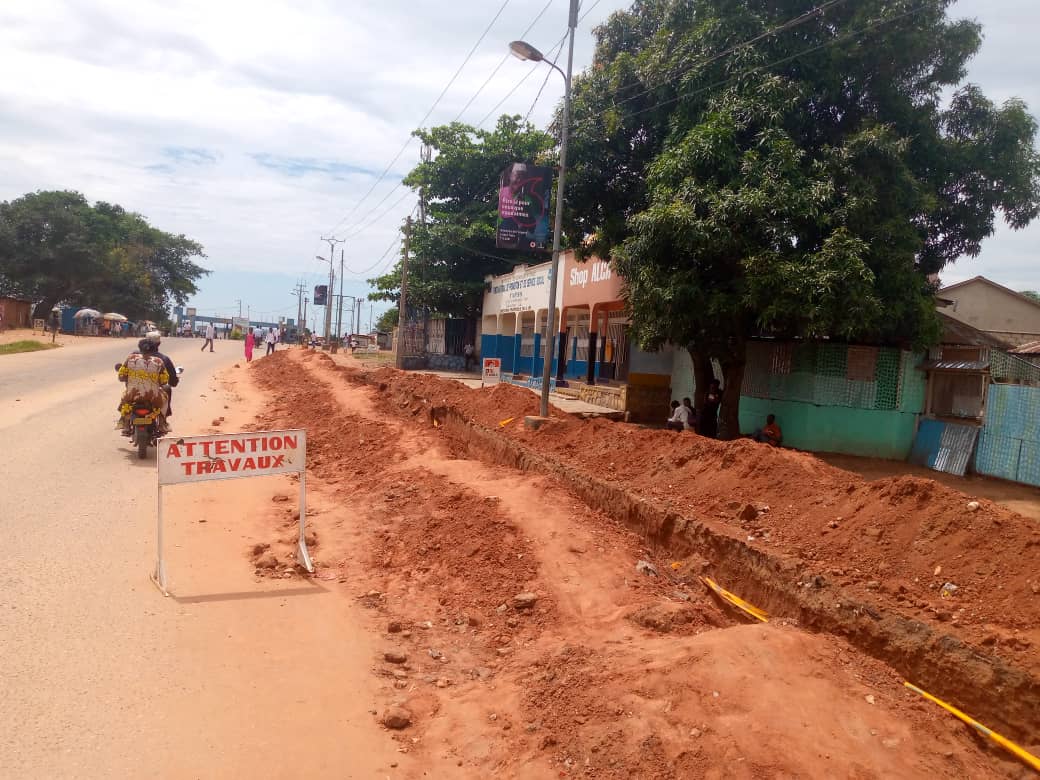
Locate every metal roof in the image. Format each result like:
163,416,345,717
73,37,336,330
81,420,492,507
1011,340,1040,355
921,359,990,372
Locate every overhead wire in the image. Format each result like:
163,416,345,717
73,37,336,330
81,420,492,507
324,0,514,238
331,2,558,246
342,203,420,278
452,0,557,123
584,0,850,120
575,0,931,130
477,34,567,127
343,188,416,241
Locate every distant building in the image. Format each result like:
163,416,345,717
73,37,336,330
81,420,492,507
938,276,1040,348
0,297,33,328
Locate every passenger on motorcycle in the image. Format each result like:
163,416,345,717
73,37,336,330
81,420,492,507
117,332,178,434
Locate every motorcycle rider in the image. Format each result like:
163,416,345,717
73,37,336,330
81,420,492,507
117,331,178,433
144,331,178,415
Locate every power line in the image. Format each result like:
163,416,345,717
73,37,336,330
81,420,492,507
452,0,557,124
587,0,850,120
339,1,558,240
478,34,567,127
344,188,416,241
325,0,514,238
342,204,419,278
524,31,568,122
576,1,930,131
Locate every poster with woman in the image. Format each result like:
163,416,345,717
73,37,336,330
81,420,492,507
496,163,553,251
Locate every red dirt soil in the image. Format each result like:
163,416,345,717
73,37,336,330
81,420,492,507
349,359,1040,664
238,350,1037,777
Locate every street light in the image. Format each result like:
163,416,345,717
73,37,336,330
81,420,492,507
509,0,578,419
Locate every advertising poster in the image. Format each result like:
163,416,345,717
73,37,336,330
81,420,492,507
496,163,553,251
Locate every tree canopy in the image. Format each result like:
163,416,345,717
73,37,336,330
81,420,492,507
367,115,555,319
374,307,399,333
564,0,1040,436
0,190,208,320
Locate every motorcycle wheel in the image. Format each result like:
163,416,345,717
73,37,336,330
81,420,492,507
136,427,149,459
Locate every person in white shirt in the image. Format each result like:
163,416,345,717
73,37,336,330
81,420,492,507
200,322,215,352
265,327,277,356
666,400,690,431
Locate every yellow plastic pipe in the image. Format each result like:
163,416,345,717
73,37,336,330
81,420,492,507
701,576,769,623
903,681,1040,773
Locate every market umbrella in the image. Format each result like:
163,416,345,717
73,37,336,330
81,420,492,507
74,308,101,319
102,312,128,322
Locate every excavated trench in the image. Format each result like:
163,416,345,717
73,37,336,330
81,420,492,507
336,365,1038,742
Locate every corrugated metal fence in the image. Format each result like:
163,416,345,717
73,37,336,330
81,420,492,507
975,383,1040,486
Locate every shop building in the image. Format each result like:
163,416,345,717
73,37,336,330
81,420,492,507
478,253,674,421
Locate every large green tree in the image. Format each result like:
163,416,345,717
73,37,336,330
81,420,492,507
564,0,1040,437
368,115,555,318
0,190,208,320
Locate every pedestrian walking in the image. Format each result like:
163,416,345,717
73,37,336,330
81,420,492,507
463,343,476,371
265,328,277,356
244,328,255,362
200,322,215,352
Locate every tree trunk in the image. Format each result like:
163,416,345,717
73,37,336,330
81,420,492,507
718,352,746,441
688,348,713,410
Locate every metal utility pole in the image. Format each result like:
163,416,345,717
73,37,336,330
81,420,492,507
290,282,305,344
510,0,578,418
320,236,344,343
302,297,309,337
395,216,412,369
336,249,345,339
236,299,242,318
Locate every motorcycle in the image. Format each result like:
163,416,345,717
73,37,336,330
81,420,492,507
115,362,184,458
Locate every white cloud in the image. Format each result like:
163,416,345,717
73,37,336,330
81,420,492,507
0,0,1036,318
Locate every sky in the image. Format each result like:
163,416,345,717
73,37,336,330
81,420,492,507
0,0,1037,329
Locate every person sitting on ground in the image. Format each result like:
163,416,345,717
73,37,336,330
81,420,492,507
681,397,697,431
666,400,690,431
753,414,783,446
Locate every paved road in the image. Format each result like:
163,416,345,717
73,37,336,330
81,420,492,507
0,338,396,777
0,338,239,771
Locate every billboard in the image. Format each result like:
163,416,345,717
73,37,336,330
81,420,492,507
314,285,328,306
496,163,552,251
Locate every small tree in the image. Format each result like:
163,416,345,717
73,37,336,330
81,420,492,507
368,115,555,319
374,308,399,332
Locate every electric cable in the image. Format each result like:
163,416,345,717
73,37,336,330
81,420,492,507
324,0,514,237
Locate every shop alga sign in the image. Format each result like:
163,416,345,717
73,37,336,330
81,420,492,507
569,260,612,288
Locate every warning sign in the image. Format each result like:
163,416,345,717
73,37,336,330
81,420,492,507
152,428,311,595
158,430,305,485
482,358,502,387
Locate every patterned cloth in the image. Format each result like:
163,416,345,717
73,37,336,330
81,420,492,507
118,352,169,416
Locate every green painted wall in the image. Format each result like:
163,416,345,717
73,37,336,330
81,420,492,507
671,343,926,459
739,397,920,460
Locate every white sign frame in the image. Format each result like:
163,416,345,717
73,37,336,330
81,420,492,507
152,429,311,595
482,358,502,387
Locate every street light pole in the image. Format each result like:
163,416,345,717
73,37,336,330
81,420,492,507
511,0,578,418
320,236,343,344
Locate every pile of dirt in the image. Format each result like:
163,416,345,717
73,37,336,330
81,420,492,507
368,469,554,625
366,365,556,428
513,627,1006,779
518,421,1040,650
242,351,1036,776
352,365,1040,669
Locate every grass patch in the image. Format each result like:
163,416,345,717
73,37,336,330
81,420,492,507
0,340,60,355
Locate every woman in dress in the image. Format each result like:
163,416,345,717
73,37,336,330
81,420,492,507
244,328,255,362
